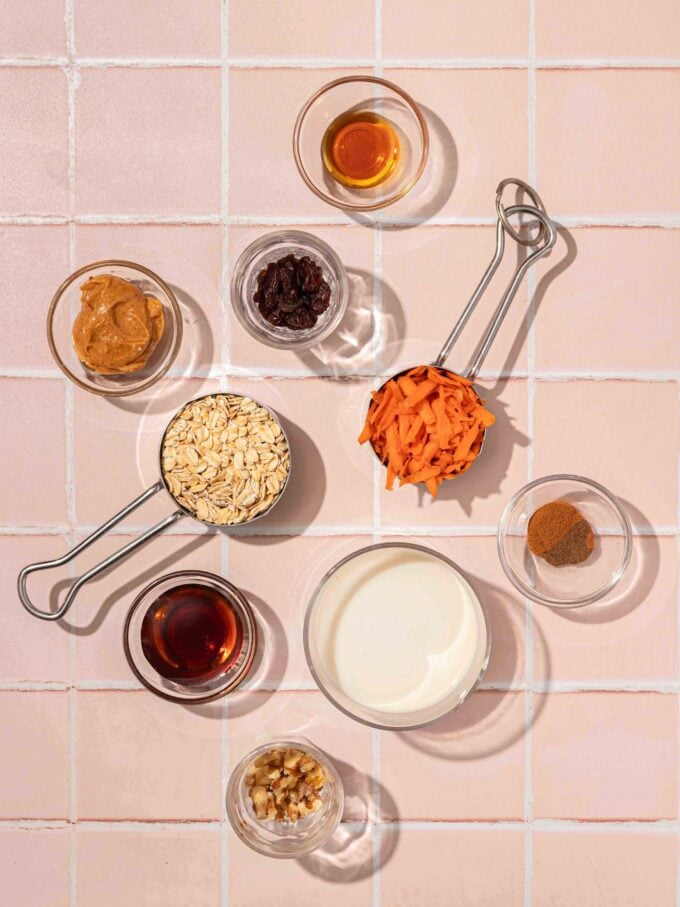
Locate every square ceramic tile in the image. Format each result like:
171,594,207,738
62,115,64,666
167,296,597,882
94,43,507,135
383,69,528,217
382,0,528,59
75,68,221,215
0,691,70,818
227,535,370,688
75,224,223,378
224,377,375,528
533,380,679,528
77,827,222,907
536,70,680,216
74,0,221,58
0,0,66,56
0,69,69,216
533,537,677,683
380,828,524,906
229,827,373,906
229,0,374,59
0,828,71,907
229,68,371,218
391,535,526,685
536,0,680,59
0,379,67,526
532,692,677,819
535,228,680,374
227,692,372,822
0,226,70,371
73,532,221,682
72,377,217,527
381,225,528,376
227,225,377,375
532,830,677,907
0,536,70,681
77,690,222,819
380,692,526,820
379,378,528,528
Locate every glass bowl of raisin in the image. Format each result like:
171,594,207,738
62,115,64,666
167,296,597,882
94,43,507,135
230,230,349,350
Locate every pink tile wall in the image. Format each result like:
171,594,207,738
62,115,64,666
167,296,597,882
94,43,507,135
1,0,679,905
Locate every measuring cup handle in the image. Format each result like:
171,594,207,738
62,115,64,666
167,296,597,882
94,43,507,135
17,482,183,622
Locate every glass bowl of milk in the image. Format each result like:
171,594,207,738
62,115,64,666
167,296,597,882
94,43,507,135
303,543,490,730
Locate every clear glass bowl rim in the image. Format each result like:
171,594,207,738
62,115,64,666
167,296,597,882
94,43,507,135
303,541,491,731
123,569,258,703
497,473,633,608
229,230,349,350
46,258,183,397
226,738,344,859
293,74,430,211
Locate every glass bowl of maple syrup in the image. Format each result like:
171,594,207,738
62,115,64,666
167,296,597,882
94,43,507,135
123,570,257,703
293,75,429,211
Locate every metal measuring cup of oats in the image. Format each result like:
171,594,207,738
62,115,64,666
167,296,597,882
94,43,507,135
18,393,291,621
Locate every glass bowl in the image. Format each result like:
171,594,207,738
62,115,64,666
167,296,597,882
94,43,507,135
498,474,633,609
47,259,182,397
230,230,349,350
226,739,344,858
303,543,490,731
293,75,429,211
123,570,257,703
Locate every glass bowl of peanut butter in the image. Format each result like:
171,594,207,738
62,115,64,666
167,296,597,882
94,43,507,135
47,260,182,397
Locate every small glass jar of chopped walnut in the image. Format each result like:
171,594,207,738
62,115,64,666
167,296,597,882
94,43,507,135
226,739,344,858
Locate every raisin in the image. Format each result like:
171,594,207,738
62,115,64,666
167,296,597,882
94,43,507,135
253,252,333,331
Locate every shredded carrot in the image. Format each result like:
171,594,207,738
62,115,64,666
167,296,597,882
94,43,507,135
358,366,495,496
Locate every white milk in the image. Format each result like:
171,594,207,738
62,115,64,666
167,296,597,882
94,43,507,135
312,546,488,714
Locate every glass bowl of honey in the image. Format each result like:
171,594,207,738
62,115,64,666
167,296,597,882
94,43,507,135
123,570,258,702
293,75,429,212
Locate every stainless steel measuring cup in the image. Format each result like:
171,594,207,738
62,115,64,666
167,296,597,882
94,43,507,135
18,392,292,621
367,178,557,469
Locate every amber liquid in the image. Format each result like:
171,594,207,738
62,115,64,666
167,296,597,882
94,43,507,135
141,584,243,683
322,110,400,189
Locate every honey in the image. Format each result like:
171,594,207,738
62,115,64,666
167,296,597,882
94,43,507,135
141,582,243,683
322,110,400,189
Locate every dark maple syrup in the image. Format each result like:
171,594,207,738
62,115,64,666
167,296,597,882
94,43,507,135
141,583,243,683
322,110,400,189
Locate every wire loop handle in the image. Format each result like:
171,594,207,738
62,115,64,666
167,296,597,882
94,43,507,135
18,482,184,621
434,181,556,380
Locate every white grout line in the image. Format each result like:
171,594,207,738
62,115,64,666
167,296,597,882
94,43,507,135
372,11,383,904
3,679,679,694
2,213,680,228
3,55,680,70
2,523,679,537
524,6,537,904
676,383,680,907
63,3,78,903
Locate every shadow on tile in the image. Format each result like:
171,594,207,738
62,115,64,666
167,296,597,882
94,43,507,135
168,283,215,377
231,418,325,543
349,103,457,230
181,591,286,721
298,758,399,883
397,608,550,760
297,268,405,376
556,499,659,625
428,378,529,514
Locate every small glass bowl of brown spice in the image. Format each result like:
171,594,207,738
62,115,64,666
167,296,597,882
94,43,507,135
230,231,349,351
226,739,344,858
498,474,632,608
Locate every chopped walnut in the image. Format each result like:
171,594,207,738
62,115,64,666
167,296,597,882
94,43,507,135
245,747,326,823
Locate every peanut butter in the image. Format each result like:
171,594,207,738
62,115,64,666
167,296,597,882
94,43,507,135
72,274,164,375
